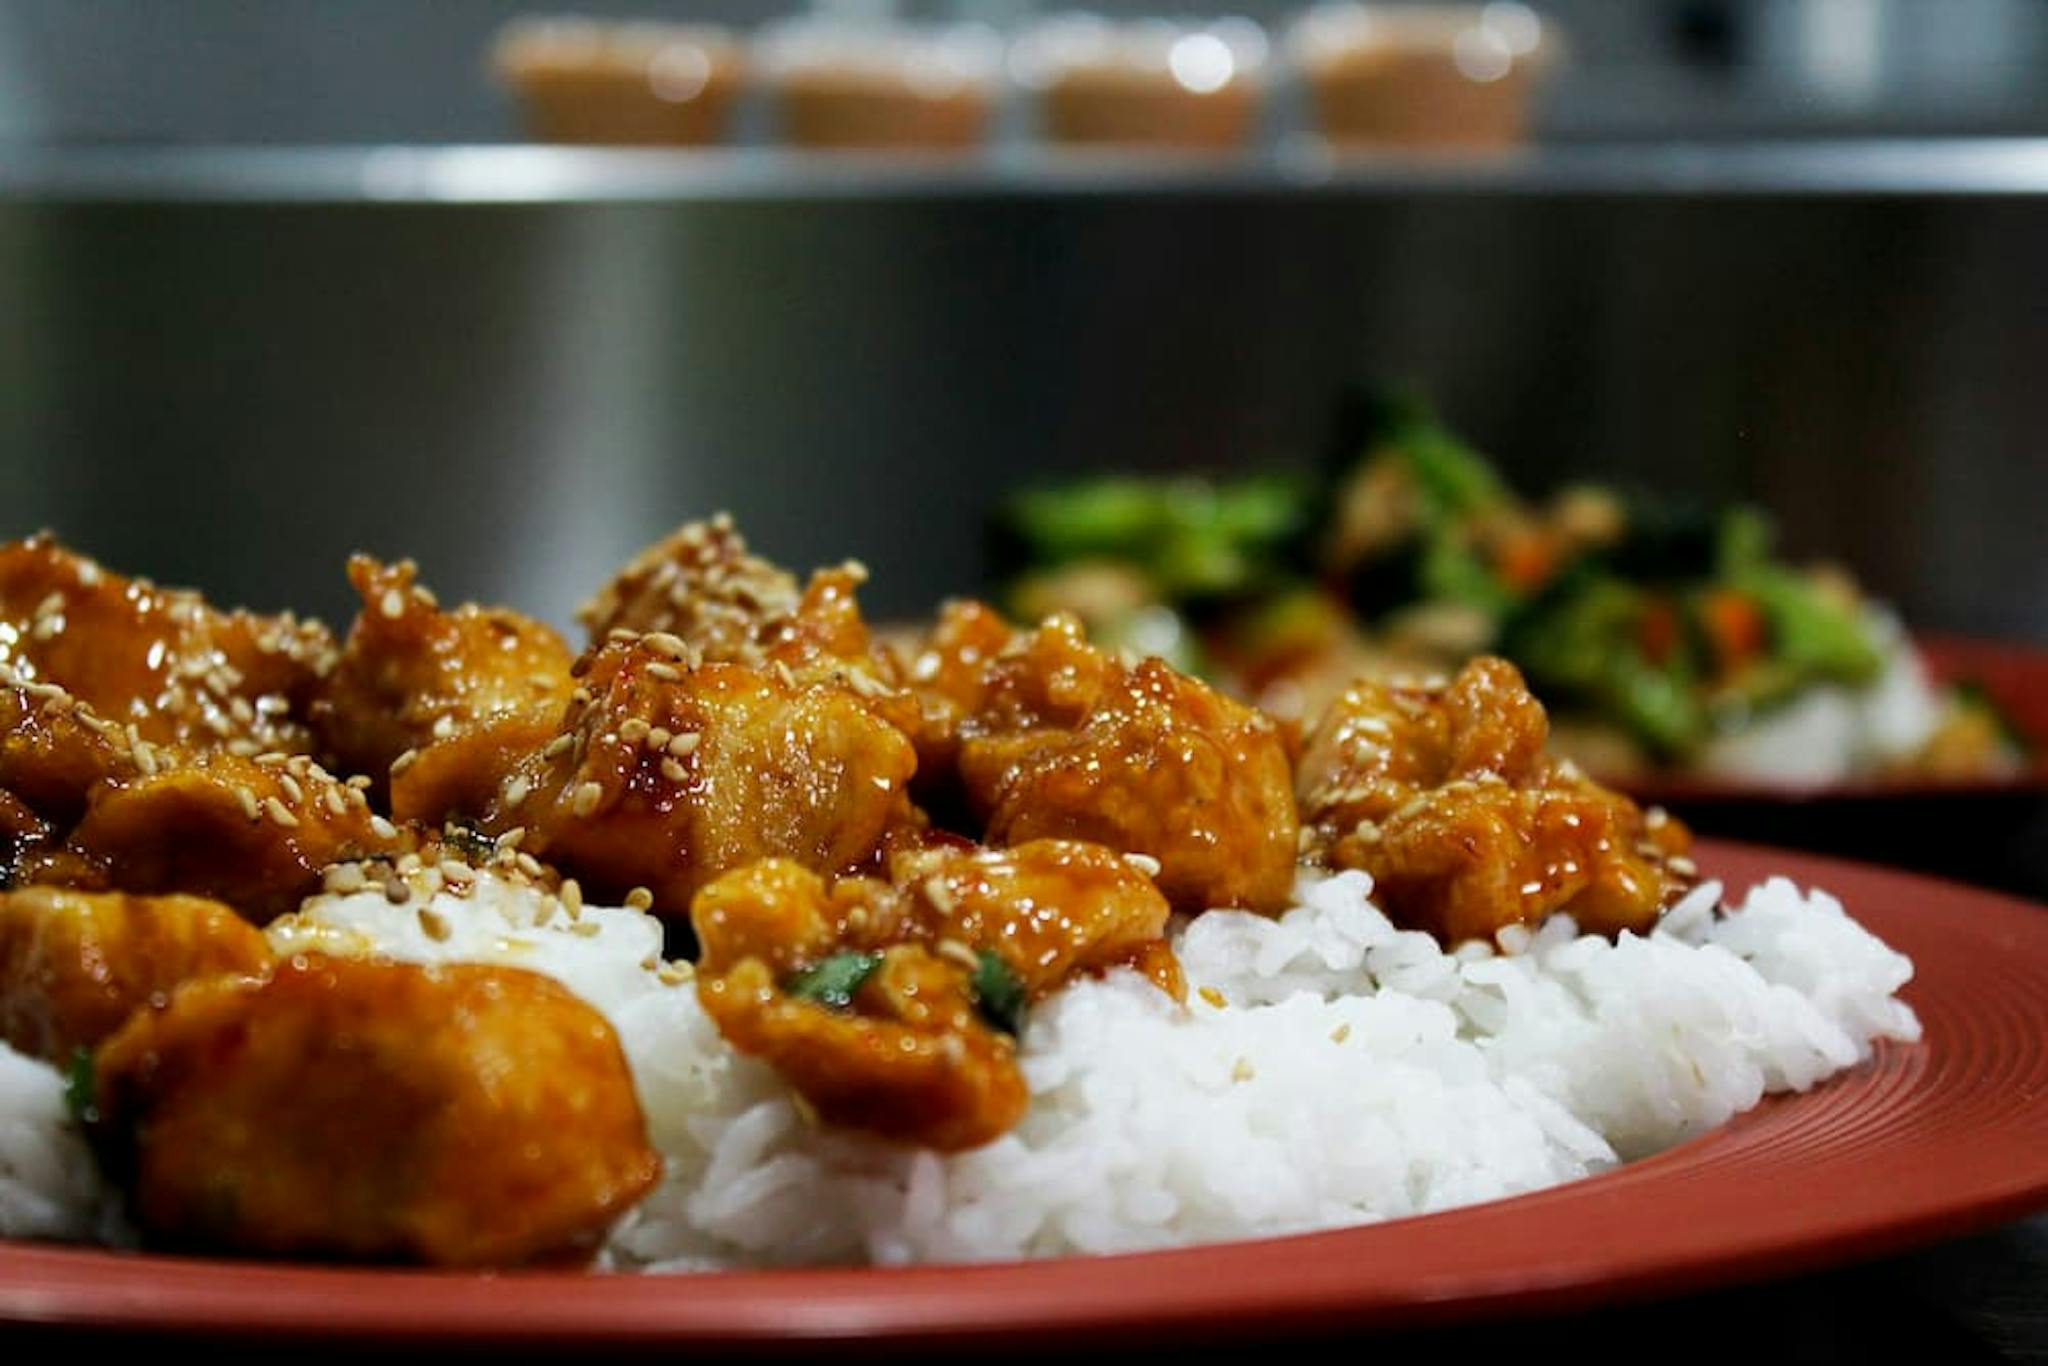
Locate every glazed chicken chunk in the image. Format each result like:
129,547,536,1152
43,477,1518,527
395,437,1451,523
65,750,403,922
577,514,802,657
313,554,577,795
951,612,1299,914
0,671,142,831
692,839,1176,1150
454,631,918,915
91,955,660,1266
1296,656,1693,945
0,534,335,757
0,887,272,1061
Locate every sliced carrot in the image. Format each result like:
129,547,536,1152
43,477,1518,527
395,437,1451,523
1702,589,1767,670
1636,598,1681,664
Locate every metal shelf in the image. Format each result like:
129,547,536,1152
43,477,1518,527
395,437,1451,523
4,138,2048,203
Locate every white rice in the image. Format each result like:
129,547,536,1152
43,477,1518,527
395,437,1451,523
1698,611,1946,783
0,865,1920,1267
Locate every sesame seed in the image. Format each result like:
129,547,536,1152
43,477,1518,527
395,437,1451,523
1667,856,1699,879
397,852,423,875
543,734,575,760
923,877,958,915
323,863,367,894
439,860,475,885
560,878,583,917
772,661,796,689
390,748,418,777
1331,1023,1352,1043
1230,1058,1255,1083
320,786,346,817
514,851,544,879
607,627,639,644
644,662,682,682
369,815,399,841
1197,986,1227,1010
624,886,655,912
660,757,687,783
502,775,530,808
380,588,405,619
1122,852,1163,878
642,631,688,661
571,921,602,938
1644,806,1670,830
494,826,527,853
656,962,693,987
934,938,980,971
383,877,412,906
233,785,261,822
571,781,603,817
277,773,303,804
618,718,651,743
347,774,373,789
667,731,700,757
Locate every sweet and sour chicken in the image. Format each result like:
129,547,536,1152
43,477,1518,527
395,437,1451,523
0,520,1696,1266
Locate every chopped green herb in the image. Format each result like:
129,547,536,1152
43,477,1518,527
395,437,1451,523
784,951,882,1011
64,1046,97,1127
969,951,1028,1037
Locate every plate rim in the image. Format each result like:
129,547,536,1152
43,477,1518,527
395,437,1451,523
2,838,2045,1347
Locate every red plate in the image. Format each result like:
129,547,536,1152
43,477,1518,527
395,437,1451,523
2,840,2044,1349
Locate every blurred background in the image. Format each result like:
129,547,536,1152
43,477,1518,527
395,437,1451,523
0,0,2044,888
0,0,2043,625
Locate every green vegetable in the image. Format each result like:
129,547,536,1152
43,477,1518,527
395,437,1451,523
1715,506,1774,578
784,951,882,1011
995,475,1312,606
969,950,1028,1037
64,1046,97,1127
1507,576,1709,756
1416,532,1518,618
1733,567,1883,685
1328,387,1506,524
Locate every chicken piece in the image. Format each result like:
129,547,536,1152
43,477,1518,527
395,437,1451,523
387,707,562,830
577,515,801,657
462,633,917,915
64,751,403,923
883,598,1015,792
312,555,576,791
0,888,271,1061
1297,656,1693,945
887,839,1182,999
692,844,1177,1150
582,518,909,703
0,672,140,829
0,789,52,874
955,613,1299,914
0,534,335,756
91,955,659,1266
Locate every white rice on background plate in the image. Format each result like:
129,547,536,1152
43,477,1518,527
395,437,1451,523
1697,610,1948,784
0,864,1920,1268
